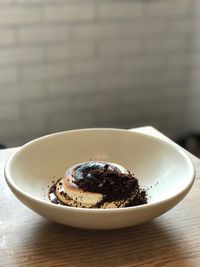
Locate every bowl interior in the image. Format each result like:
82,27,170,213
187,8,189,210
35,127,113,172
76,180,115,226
6,129,194,205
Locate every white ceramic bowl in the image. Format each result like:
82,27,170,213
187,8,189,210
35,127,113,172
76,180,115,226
5,128,195,230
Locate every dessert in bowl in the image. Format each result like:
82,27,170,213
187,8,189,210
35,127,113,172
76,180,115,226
48,161,147,208
4,128,195,229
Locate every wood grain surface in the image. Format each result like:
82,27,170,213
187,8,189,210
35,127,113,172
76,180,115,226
1,131,200,267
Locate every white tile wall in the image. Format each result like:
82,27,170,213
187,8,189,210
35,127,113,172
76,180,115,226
0,118,46,139
97,2,143,19
145,0,190,16
99,39,142,56
47,43,96,61
46,79,96,95
0,83,46,101
21,63,71,82
0,47,45,65
18,25,70,44
71,23,121,40
0,67,19,84
0,104,20,120
0,6,42,25
0,0,197,147
0,29,16,45
71,58,121,75
44,5,95,22
187,0,200,132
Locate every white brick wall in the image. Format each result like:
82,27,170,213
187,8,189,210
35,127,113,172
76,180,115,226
0,0,197,147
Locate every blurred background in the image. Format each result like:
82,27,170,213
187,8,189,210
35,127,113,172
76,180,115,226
0,0,199,154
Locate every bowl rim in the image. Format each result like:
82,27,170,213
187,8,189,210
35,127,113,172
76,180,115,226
4,127,196,213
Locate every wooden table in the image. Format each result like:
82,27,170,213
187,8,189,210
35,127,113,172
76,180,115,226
0,127,200,267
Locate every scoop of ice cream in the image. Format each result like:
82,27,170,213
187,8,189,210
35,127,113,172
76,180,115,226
49,161,146,208
55,161,129,208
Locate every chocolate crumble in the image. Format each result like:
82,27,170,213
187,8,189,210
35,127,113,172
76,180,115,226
48,162,147,208
74,165,147,207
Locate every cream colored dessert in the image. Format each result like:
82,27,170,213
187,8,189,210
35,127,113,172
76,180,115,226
48,161,147,208
56,161,132,208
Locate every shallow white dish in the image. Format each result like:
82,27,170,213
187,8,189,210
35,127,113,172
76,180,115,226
5,128,195,230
